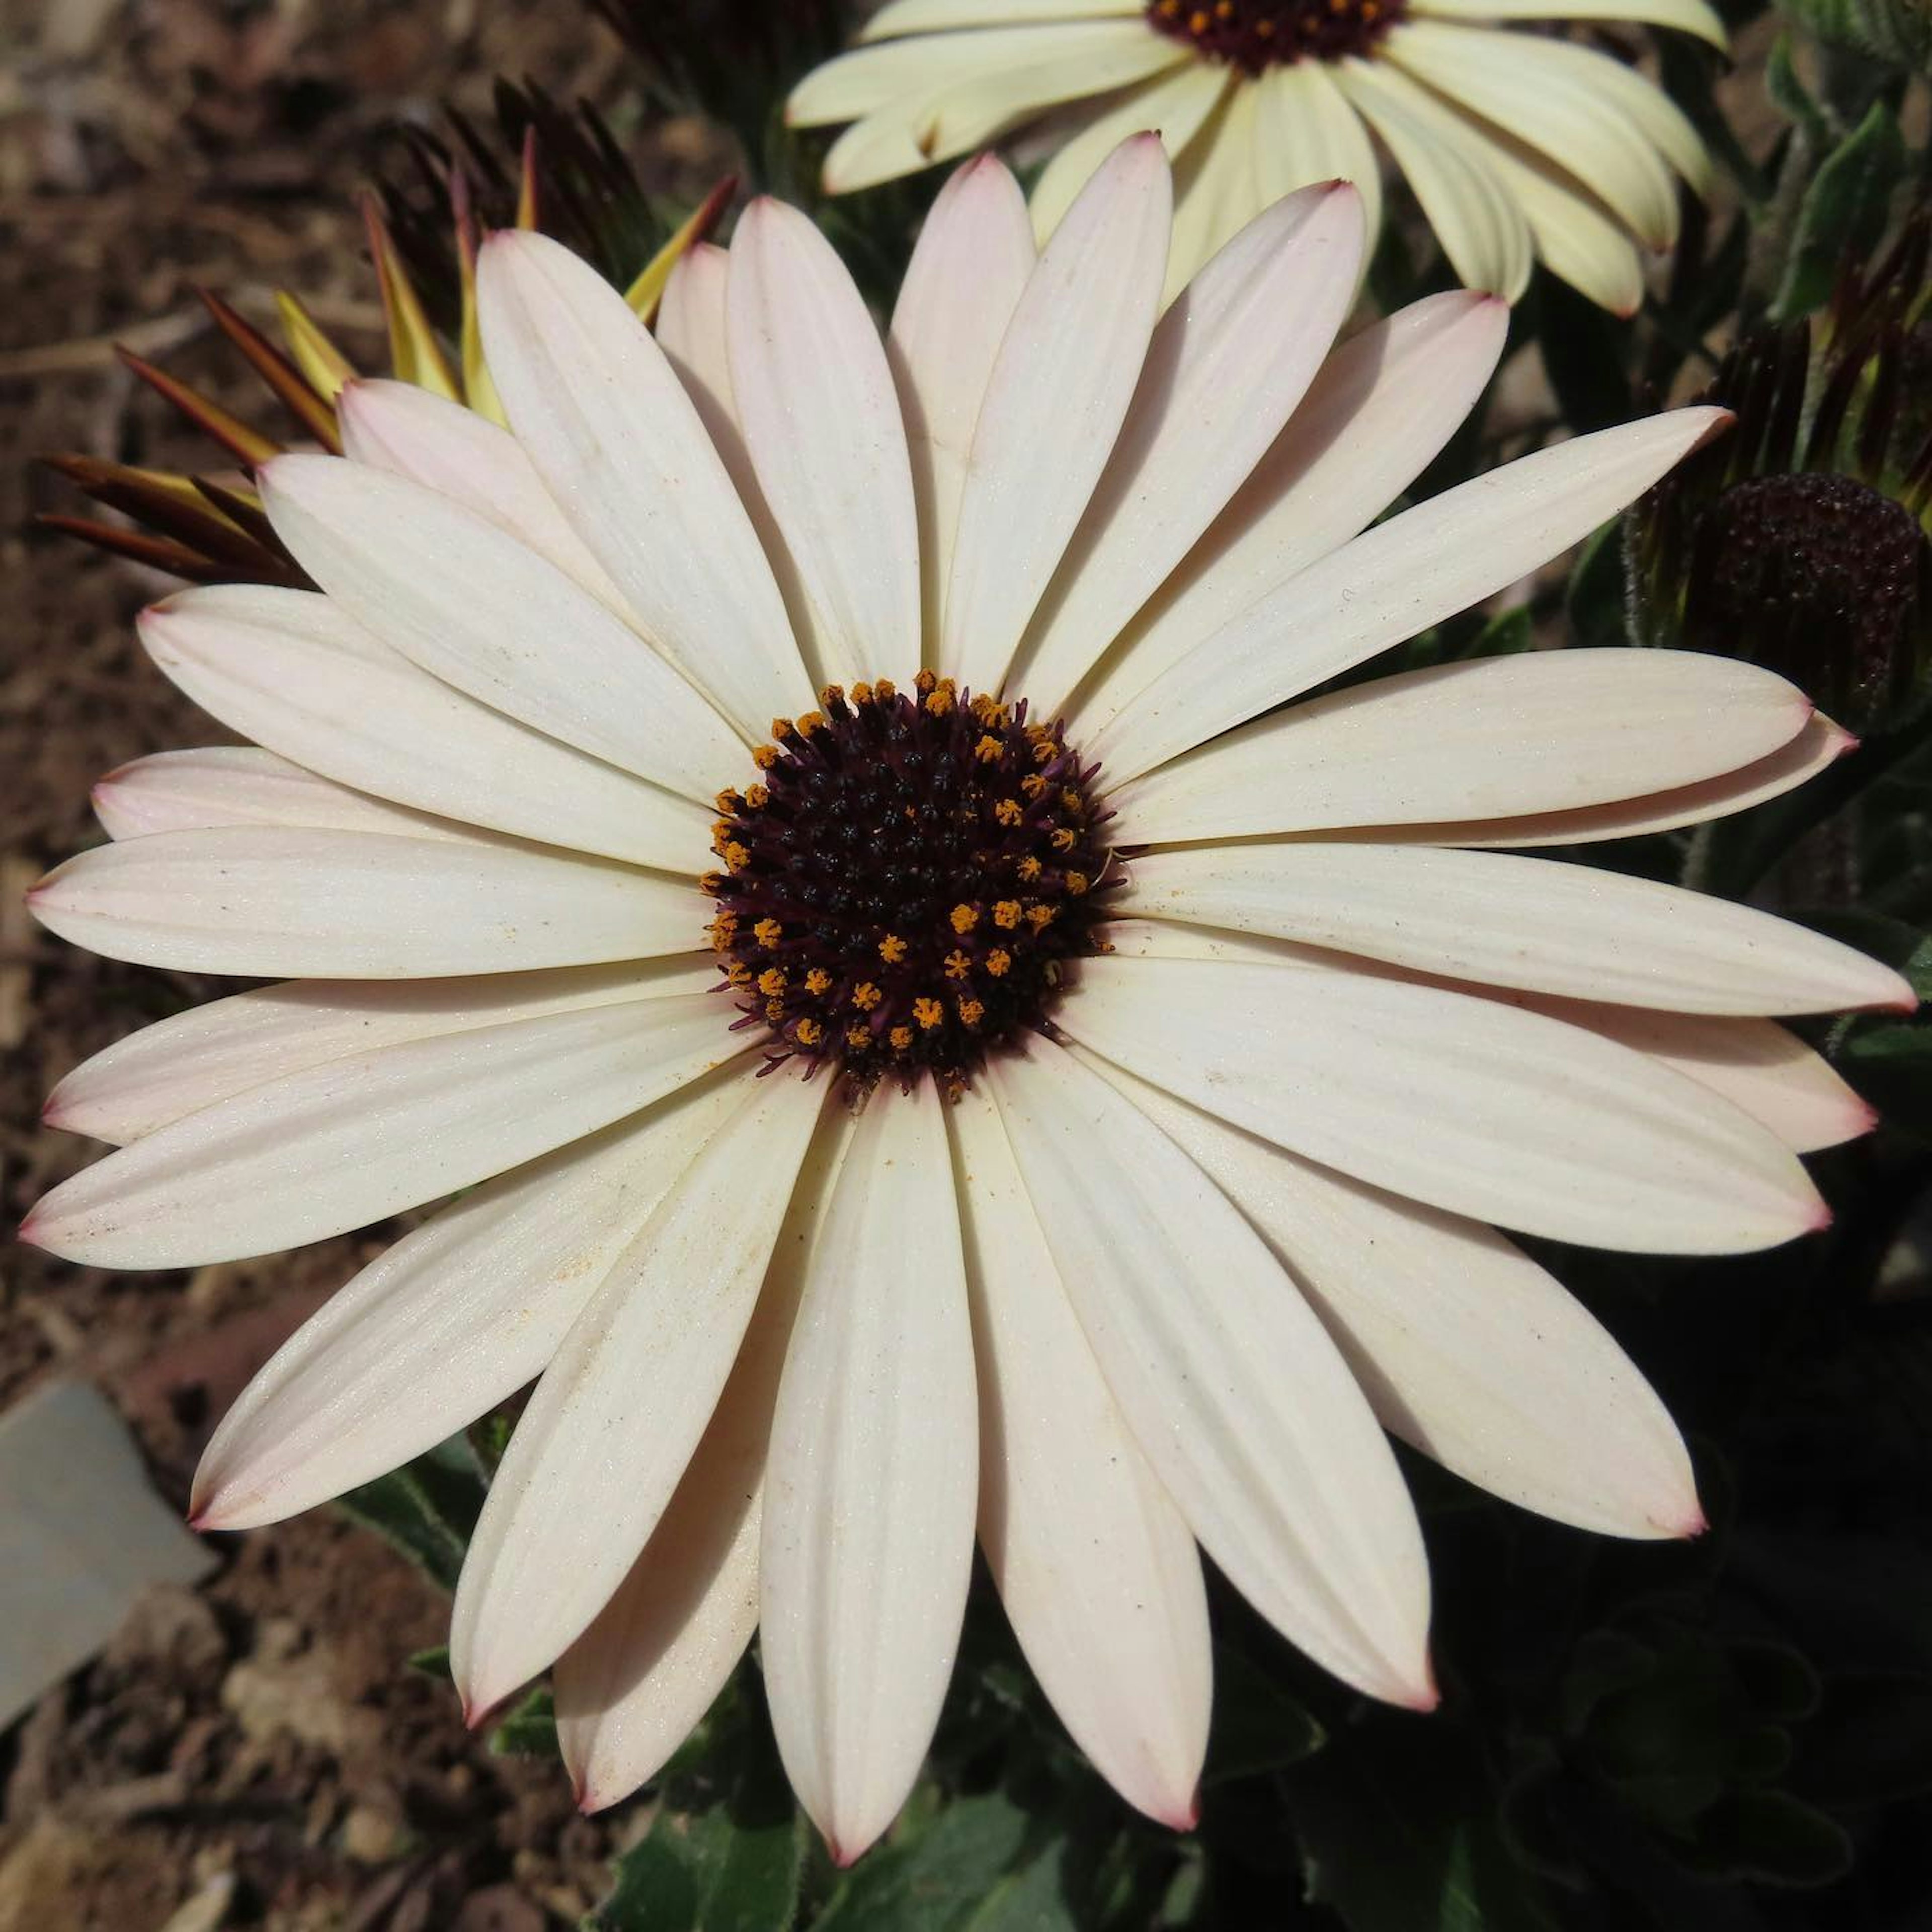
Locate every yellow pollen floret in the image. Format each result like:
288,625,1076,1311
700,870,725,895
1051,827,1078,851
958,997,985,1025
753,918,783,947
796,710,827,737
1027,904,1057,930
993,900,1022,929
745,784,769,810
994,798,1023,827
878,933,909,964
1061,788,1083,813
821,684,845,706
924,685,954,717
975,734,1004,764
949,903,979,934
723,842,750,872
847,1024,871,1049
1189,8,1209,30
1021,773,1050,800
853,981,882,1010
712,820,733,845
765,998,786,1021
890,1024,913,1051
752,744,779,770
915,669,937,694
1032,740,1057,764
874,678,897,701
758,967,787,997
771,716,795,740
727,961,753,986
804,967,832,995
913,996,944,1030
715,789,743,814
1017,856,1042,882
986,949,1011,977
944,949,972,980
851,681,874,705
796,1018,824,1046
1066,871,1089,896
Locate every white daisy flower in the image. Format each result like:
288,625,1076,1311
25,145,1906,1862
789,0,1722,310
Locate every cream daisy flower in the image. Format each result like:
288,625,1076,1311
25,145,1907,1861
789,0,1722,310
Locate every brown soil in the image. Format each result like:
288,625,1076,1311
0,4,727,1924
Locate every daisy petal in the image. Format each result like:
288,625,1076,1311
1119,842,1909,1014
863,0,1142,34
260,453,744,797
1166,81,1265,302
46,959,716,1146
23,994,743,1269
1099,918,1886,1154
1060,953,1827,1253
951,1089,1209,1827
1081,1054,1703,1540
889,155,1037,642
986,1039,1433,1706
728,198,922,687
1387,21,1677,247
336,377,627,608
450,1072,827,1716
27,827,704,979
191,1073,748,1530
1110,650,1811,846
1012,180,1364,711
1405,713,1856,847
945,134,1172,693
762,1085,978,1866
1334,56,1531,301
1409,0,1727,49
1029,62,1230,247
475,230,813,736
92,748,472,844
555,1120,846,1813
140,584,711,872
1095,409,1735,784
1251,63,1382,260
1528,1006,1880,1153
1072,289,1508,736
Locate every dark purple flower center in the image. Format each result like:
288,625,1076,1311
704,674,1117,1094
1145,0,1404,72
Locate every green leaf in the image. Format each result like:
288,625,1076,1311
1770,100,1906,321
812,1792,1033,1932
489,1686,559,1759
1203,1641,1325,1785
1765,33,1827,138
408,1644,453,1681
333,1434,488,1591
1566,521,1630,650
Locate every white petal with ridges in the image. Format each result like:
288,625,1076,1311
889,155,1037,643
47,958,717,1146
1071,290,1508,735
951,1089,1209,1825
1060,953,1826,1253
260,453,744,796
1079,1052,1703,1540
139,584,711,872
986,1040,1434,1705
762,1084,978,1865
28,826,704,979
555,1115,851,1812
1251,63,1382,263
863,0,1142,34
190,1071,749,1530
1119,842,1909,1014
24,994,743,1269
1012,180,1363,710
92,748,472,845
475,231,814,737
336,377,629,610
1029,62,1229,246
1387,22,1676,246
728,199,922,688
944,134,1171,691
1335,57,1531,300
1410,0,1726,48
451,1072,827,1716
1096,409,1734,783
1165,83,1266,304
